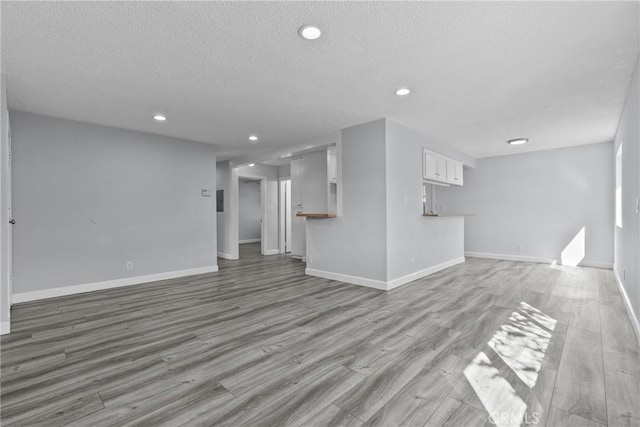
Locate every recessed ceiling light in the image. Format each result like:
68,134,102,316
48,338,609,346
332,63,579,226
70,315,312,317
394,88,411,96
248,135,258,141
299,25,322,40
248,163,255,167
507,138,529,145
153,114,167,121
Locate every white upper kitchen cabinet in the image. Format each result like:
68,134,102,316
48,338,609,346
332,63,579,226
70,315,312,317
423,148,463,186
446,159,463,186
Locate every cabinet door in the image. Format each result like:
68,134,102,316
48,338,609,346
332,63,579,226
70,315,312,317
446,160,463,185
446,159,457,184
328,153,337,184
436,157,447,181
424,150,439,180
454,162,463,185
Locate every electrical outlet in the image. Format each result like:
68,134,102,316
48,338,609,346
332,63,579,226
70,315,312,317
410,257,415,265
516,244,523,253
126,261,134,271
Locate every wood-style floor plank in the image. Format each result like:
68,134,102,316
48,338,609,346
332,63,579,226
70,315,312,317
1,244,638,426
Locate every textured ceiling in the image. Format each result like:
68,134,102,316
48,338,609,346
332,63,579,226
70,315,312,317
2,1,638,160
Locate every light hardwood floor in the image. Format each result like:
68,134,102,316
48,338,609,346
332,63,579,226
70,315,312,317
1,243,639,426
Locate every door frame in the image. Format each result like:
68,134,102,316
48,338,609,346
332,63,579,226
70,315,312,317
279,177,291,254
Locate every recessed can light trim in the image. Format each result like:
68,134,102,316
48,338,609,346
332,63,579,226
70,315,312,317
248,135,258,141
299,25,322,40
395,88,411,96
153,114,167,121
507,138,529,145
248,163,255,167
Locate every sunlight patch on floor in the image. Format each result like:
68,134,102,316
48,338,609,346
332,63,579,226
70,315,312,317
464,302,556,427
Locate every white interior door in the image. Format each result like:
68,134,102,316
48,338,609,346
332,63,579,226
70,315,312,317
285,179,291,253
290,160,305,258
6,123,12,304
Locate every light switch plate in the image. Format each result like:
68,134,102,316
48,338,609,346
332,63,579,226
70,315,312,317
202,188,212,197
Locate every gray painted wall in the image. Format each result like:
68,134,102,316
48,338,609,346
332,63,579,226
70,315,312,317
11,112,217,294
385,120,464,281
438,142,614,268
278,164,291,178
614,58,639,320
302,150,329,213
239,180,261,241
306,119,388,281
0,76,10,331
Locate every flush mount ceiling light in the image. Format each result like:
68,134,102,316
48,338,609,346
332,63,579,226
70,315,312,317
248,135,258,142
248,163,255,167
507,138,529,145
299,25,322,40
153,114,167,121
394,88,411,96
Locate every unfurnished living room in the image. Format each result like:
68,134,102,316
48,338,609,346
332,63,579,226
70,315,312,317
0,1,639,426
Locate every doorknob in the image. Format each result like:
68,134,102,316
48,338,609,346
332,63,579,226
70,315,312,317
9,219,15,225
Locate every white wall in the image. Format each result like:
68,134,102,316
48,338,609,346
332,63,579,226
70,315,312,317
385,120,465,283
239,180,261,242
306,119,388,286
614,58,639,324
0,76,10,333
236,163,279,255
216,160,233,259
438,142,614,268
11,112,218,297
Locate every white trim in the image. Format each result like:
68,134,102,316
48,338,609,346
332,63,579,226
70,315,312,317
465,252,555,264
217,252,235,260
613,267,640,348
239,239,261,244
0,321,9,335
577,260,614,269
305,268,388,290
12,265,219,304
306,257,465,291
263,249,280,256
464,252,613,269
387,257,466,290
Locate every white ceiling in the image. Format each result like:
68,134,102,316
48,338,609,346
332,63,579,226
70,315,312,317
2,1,638,160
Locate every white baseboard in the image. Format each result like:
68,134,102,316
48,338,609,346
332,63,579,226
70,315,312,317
306,257,466,291
12,265,219,304
239,239,261,244
387,257,466,290
0,321,9,335
464,252,613,269
217,252,235,260
578,260,614,269
305,268,388,290
613,267,640,348
263,249,280,256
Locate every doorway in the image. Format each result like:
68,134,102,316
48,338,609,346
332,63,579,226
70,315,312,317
236,173,267,259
